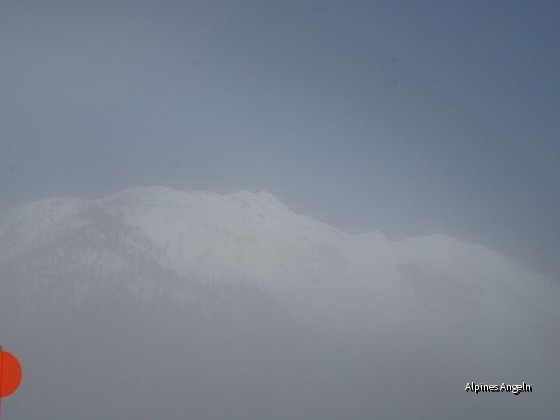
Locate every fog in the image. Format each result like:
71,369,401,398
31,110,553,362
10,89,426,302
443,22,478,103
1,1,559,419
1,0,559,279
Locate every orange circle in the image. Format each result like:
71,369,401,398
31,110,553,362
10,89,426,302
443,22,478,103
0,350,22,398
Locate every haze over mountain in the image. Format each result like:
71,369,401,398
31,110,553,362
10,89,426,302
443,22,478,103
1,187,558,419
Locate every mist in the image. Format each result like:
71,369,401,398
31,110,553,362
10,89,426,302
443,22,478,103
1,1,559,419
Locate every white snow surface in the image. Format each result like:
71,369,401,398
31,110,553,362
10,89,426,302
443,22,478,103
1,186,557,332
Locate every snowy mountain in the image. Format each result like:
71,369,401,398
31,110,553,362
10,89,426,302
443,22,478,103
1,187,558,419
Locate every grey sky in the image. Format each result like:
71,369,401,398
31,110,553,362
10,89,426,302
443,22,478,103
1,0,559,278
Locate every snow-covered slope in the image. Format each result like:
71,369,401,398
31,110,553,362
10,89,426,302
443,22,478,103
1,186,559,419
2,186,555,327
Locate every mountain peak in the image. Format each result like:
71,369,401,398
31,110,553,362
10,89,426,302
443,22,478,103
223,189,286,211
106,186,283,207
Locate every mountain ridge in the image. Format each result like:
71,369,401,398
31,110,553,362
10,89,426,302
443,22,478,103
1,186,559,419
1,186,556,327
